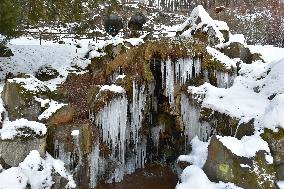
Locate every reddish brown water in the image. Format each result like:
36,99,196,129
96,164,178,189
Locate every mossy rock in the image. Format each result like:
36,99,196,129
262,128,284,180
204,136,276,189
35,65,59,81
2,80,41,121
2,75,67,121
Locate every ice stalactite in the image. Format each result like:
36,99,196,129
54,140,81,172
130,81,146,146
149,82,158,112
129,81,147,169
162,57,202,107
164,59,175,107
204,69,237,88
180,93,212,149
151,123,165,150
89,142,99,188
95,96,128,163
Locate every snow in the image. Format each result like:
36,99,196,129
71,130,79,136
0,150,75,189
34,97,50,108
257,94,284,131
177,5,225,43
188,60,271,123
217,134,271,158
9,75,49,93
100,85,126,93
0,119,47,140
240,164,251,168
0,39,90,90
278,181,284,189
178,137,209,168
206,46,237,69
38,100,66,120
116,74,126,80
176,165,242,189
248,45,284,63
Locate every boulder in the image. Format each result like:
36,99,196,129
35,65,59,81
1,75,66,121
47,105,75,125
1,77,42,121
128,12,147,31
104,14,123,37
0,136,46,167
219,42,263,64
203,136,276,189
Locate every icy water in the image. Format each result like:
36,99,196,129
96,164,178,189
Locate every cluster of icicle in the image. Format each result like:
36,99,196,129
129,81,147,169
180,93,212,150
94,81,147,183
204,70,236,88
161,57,201,107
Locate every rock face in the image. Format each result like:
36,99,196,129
0,136,46,167
104,14,123,37
128,12,147,31
203,136,276,189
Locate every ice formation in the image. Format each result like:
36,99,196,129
96,96,128,163
129,82,147,168
161,58,202,107
151,123,165,150
181,93,212,146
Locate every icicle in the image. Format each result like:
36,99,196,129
95,96,128,163
164,59,175,107
151,123,165,150
161,61,165,88
180,93,212,147
130,82,146,146
194,58,202,77
89,142,99,188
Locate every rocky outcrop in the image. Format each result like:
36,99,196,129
203,136,276,189
1,77,42,121
0,136,46,167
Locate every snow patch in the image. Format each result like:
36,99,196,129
217,134,271,158
0,119,47,140
178,137,209,168
176,165,242,189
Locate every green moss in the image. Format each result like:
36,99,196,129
262,128,284,141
